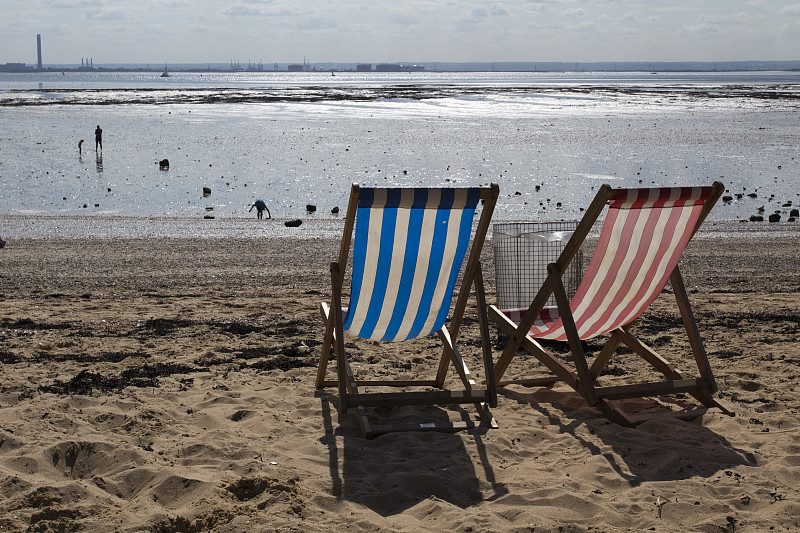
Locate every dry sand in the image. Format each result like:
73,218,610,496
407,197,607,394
0,223,799,532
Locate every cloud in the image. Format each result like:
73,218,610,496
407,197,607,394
391,13,420,25
86,7,130,21
780,4,800,16
44,0,102,7
678,23,721,36
149,0,191,8
700,12,760,24
294,16,337,30
458,6,490,23
491,4,510,16
221,4,266,16
456,4,512,23
563,8,584,16
779,18,800,35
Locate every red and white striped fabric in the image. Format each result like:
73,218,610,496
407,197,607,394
501,185,716,341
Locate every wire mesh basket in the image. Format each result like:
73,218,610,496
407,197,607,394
492,221,584,309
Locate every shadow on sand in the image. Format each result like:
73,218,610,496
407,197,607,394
499,386,756,485
317,393,508,516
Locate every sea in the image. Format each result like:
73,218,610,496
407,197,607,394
1,70,799,238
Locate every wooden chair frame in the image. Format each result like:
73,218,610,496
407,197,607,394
490,182,734,427
317,183,500,438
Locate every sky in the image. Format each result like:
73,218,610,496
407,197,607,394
2,0,800,66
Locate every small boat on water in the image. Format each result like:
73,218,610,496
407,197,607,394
161,65,170,77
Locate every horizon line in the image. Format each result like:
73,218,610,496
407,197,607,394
5,59,800,73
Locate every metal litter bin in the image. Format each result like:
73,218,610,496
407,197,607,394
492,221,583,309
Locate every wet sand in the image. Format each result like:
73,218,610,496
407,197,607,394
0,224,799,532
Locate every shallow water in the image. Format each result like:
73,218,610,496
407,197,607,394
1,71,799,229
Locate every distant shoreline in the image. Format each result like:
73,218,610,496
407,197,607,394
3,60,800,74
0,214,797,240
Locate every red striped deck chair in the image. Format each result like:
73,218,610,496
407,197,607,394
490,182,734,427
317,183,500,438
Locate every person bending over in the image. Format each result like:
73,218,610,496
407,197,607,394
249,199,271,219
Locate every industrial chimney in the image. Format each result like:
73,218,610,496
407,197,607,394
37,34,42,70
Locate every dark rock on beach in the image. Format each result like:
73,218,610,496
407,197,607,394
285,219,302,228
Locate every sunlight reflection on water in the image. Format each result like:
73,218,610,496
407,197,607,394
1,71,798,229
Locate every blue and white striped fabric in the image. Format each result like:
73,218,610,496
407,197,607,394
343,187,482,342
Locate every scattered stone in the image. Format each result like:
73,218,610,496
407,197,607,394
306,204,317,214
203,214,215,219
331,206,339,215
768,213,781,223
285,219,302,228
203,187,211,197
159,159,169,170
790,209,799,218
747,193,758,199
722,195,733,203
0,237,5,249
749,215,764,222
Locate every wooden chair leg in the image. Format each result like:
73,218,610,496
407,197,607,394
330,262,349,413
316,302,335,389
438,328,474,389
589,329,625,379
671,267,718,392
548,263,599,406
474,266,497,407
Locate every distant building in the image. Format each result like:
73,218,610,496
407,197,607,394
375,63,403,72
356,63,372,72
0,63,32,72
287,63,304,72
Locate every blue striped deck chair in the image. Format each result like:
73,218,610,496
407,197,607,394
317,183,500,438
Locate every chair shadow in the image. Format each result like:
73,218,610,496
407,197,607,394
317,391,508,517
498,386,756,485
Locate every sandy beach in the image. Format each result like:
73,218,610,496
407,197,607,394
1,222,799,532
